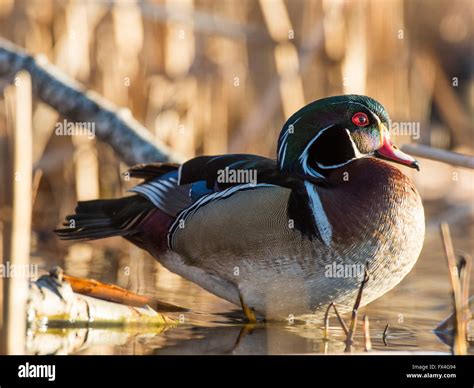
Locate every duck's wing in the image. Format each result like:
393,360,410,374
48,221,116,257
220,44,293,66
130,154,296,214
56,154,319,245
178,153,296,191
131,154,323,243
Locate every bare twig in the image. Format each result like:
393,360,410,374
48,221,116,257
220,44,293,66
401,144,474,169
323,304,331,339
323,302,349,340
345,267,370,352
323,266,370,352
31,169,43,208
0,38,181,166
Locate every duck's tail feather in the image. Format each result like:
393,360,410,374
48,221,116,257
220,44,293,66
55,195,154,241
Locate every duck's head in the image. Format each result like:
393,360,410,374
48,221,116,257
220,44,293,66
277,95,419,179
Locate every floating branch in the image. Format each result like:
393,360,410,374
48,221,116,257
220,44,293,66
0,38,181,166
401,144,474,169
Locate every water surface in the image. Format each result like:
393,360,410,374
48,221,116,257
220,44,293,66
28,205,473,355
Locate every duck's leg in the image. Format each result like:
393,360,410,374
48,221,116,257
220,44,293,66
239,294,257,323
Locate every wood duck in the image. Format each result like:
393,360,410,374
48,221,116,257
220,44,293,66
56,95,425,321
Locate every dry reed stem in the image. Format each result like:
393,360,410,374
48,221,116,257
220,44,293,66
0,71,32,355
440,223,467,355
363,315,372,352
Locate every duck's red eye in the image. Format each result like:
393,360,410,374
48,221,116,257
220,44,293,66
352,112,369,127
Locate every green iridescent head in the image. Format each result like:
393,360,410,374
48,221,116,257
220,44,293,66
277,95,418,178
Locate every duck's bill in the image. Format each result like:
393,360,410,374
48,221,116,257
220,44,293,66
375,126,420,170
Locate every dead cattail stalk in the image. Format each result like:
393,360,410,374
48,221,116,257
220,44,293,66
31,169,43,208
440,223,467,355
0,71,32,355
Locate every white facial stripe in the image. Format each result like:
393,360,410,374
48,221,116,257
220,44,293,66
279,143,288,170
300,152,325,178
316,158,356,169
300,125,370,172
304,180,332,246
373,114,381,125
177,164,183,185
298,124,335,162
296,124,335,179
278,131,289,166
278,116,302,169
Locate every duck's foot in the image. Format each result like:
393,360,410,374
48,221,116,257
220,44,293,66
239,294,257,324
